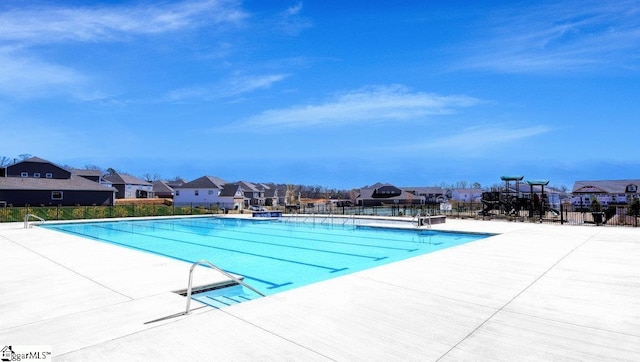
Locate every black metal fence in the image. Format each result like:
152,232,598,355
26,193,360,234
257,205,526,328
0,203,223,223
286,202,639,227
2,202,637,227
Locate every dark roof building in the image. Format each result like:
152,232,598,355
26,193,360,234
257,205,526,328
152,180,174,198
103,173,154,199
1,157,116,206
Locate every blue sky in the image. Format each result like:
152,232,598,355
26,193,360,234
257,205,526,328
1,0,638,189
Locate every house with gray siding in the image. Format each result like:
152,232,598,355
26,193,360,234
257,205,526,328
571,179,640,209
103,173,154,199
174,176,228,206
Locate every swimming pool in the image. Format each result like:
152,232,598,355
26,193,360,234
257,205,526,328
43,217,490,298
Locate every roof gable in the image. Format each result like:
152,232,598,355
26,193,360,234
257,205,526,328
179,176,228,189
103,173,152,186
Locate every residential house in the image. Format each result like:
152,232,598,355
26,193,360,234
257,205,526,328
356,183,425,206
571,179,640,210
166,178,187,189
152,180,174,198
262,183,279,207
69,168,103,183
450,188,483,202
0,157,116,206
173,176,228,206
236,181,267,207
103,173,154,199
402,186,447,203
218,183,246,210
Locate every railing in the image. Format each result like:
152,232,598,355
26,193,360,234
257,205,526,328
184,259,265,315
24,213,45,228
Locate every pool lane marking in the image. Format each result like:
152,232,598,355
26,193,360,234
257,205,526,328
193,217,424,246
139,222,393,261
161,219,418,253
49,226,301,290
169,219,418,251
63,223,354,273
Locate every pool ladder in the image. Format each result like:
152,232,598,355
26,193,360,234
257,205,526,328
24,213,45,228
184,260,265,315
415,212,432,229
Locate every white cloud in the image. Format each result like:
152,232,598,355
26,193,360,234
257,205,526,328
240,85,480,128
0,48,86,99
400,125,552,152
0,0,246,44
166,73,289,101
459,0,640,73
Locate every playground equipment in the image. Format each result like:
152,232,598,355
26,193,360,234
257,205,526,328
480,176,559,218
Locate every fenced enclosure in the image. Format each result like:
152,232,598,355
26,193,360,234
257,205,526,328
1,202,638,227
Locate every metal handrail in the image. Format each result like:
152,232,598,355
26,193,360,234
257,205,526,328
24,213,45,228
185,259,265,314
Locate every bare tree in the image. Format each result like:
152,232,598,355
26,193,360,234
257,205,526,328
0,156,11,166
84,164,103,171
18,154,32,160
142,173,161,182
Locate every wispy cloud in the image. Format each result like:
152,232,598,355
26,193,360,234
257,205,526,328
0,1,247,100
398,125,551,153
0,48,86,99
0,0,246,44
269,1,313,36
166,73,289,102
240,85,480,128
460,0,640,73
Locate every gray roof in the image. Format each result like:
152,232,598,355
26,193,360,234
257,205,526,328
219,183,242,197
236,181,260,192
103,173,152,186
572,180,640,194
70,169,103,177
402,187,446,194
0,175,116,192
152,180,174,194
178,176,228,189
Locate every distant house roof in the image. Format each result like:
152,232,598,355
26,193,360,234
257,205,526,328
166,179,187,188
70,169,103,178
103,173,152,186
219,183,242,197
0,174,116,192
402,187,445,194
572,180,640,194
236,181,260,192
178,176,228,189
11,156,51,165
152,180,174,195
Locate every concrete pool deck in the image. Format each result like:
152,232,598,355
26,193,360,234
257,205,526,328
1,217,638,361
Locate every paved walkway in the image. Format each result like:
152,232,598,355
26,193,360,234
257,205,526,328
1,218,638,361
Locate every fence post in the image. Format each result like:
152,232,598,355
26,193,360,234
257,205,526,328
560,203,564,225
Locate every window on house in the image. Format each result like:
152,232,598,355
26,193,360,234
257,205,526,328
46,173,53,178
34,173,41,178
176,190,180,196
51,191,63,200
21,172,28,177
195,190,199,196
208,190,214,195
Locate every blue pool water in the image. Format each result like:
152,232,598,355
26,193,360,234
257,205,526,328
43,217,490,296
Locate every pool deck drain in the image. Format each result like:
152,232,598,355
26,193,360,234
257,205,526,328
1,217,639,360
